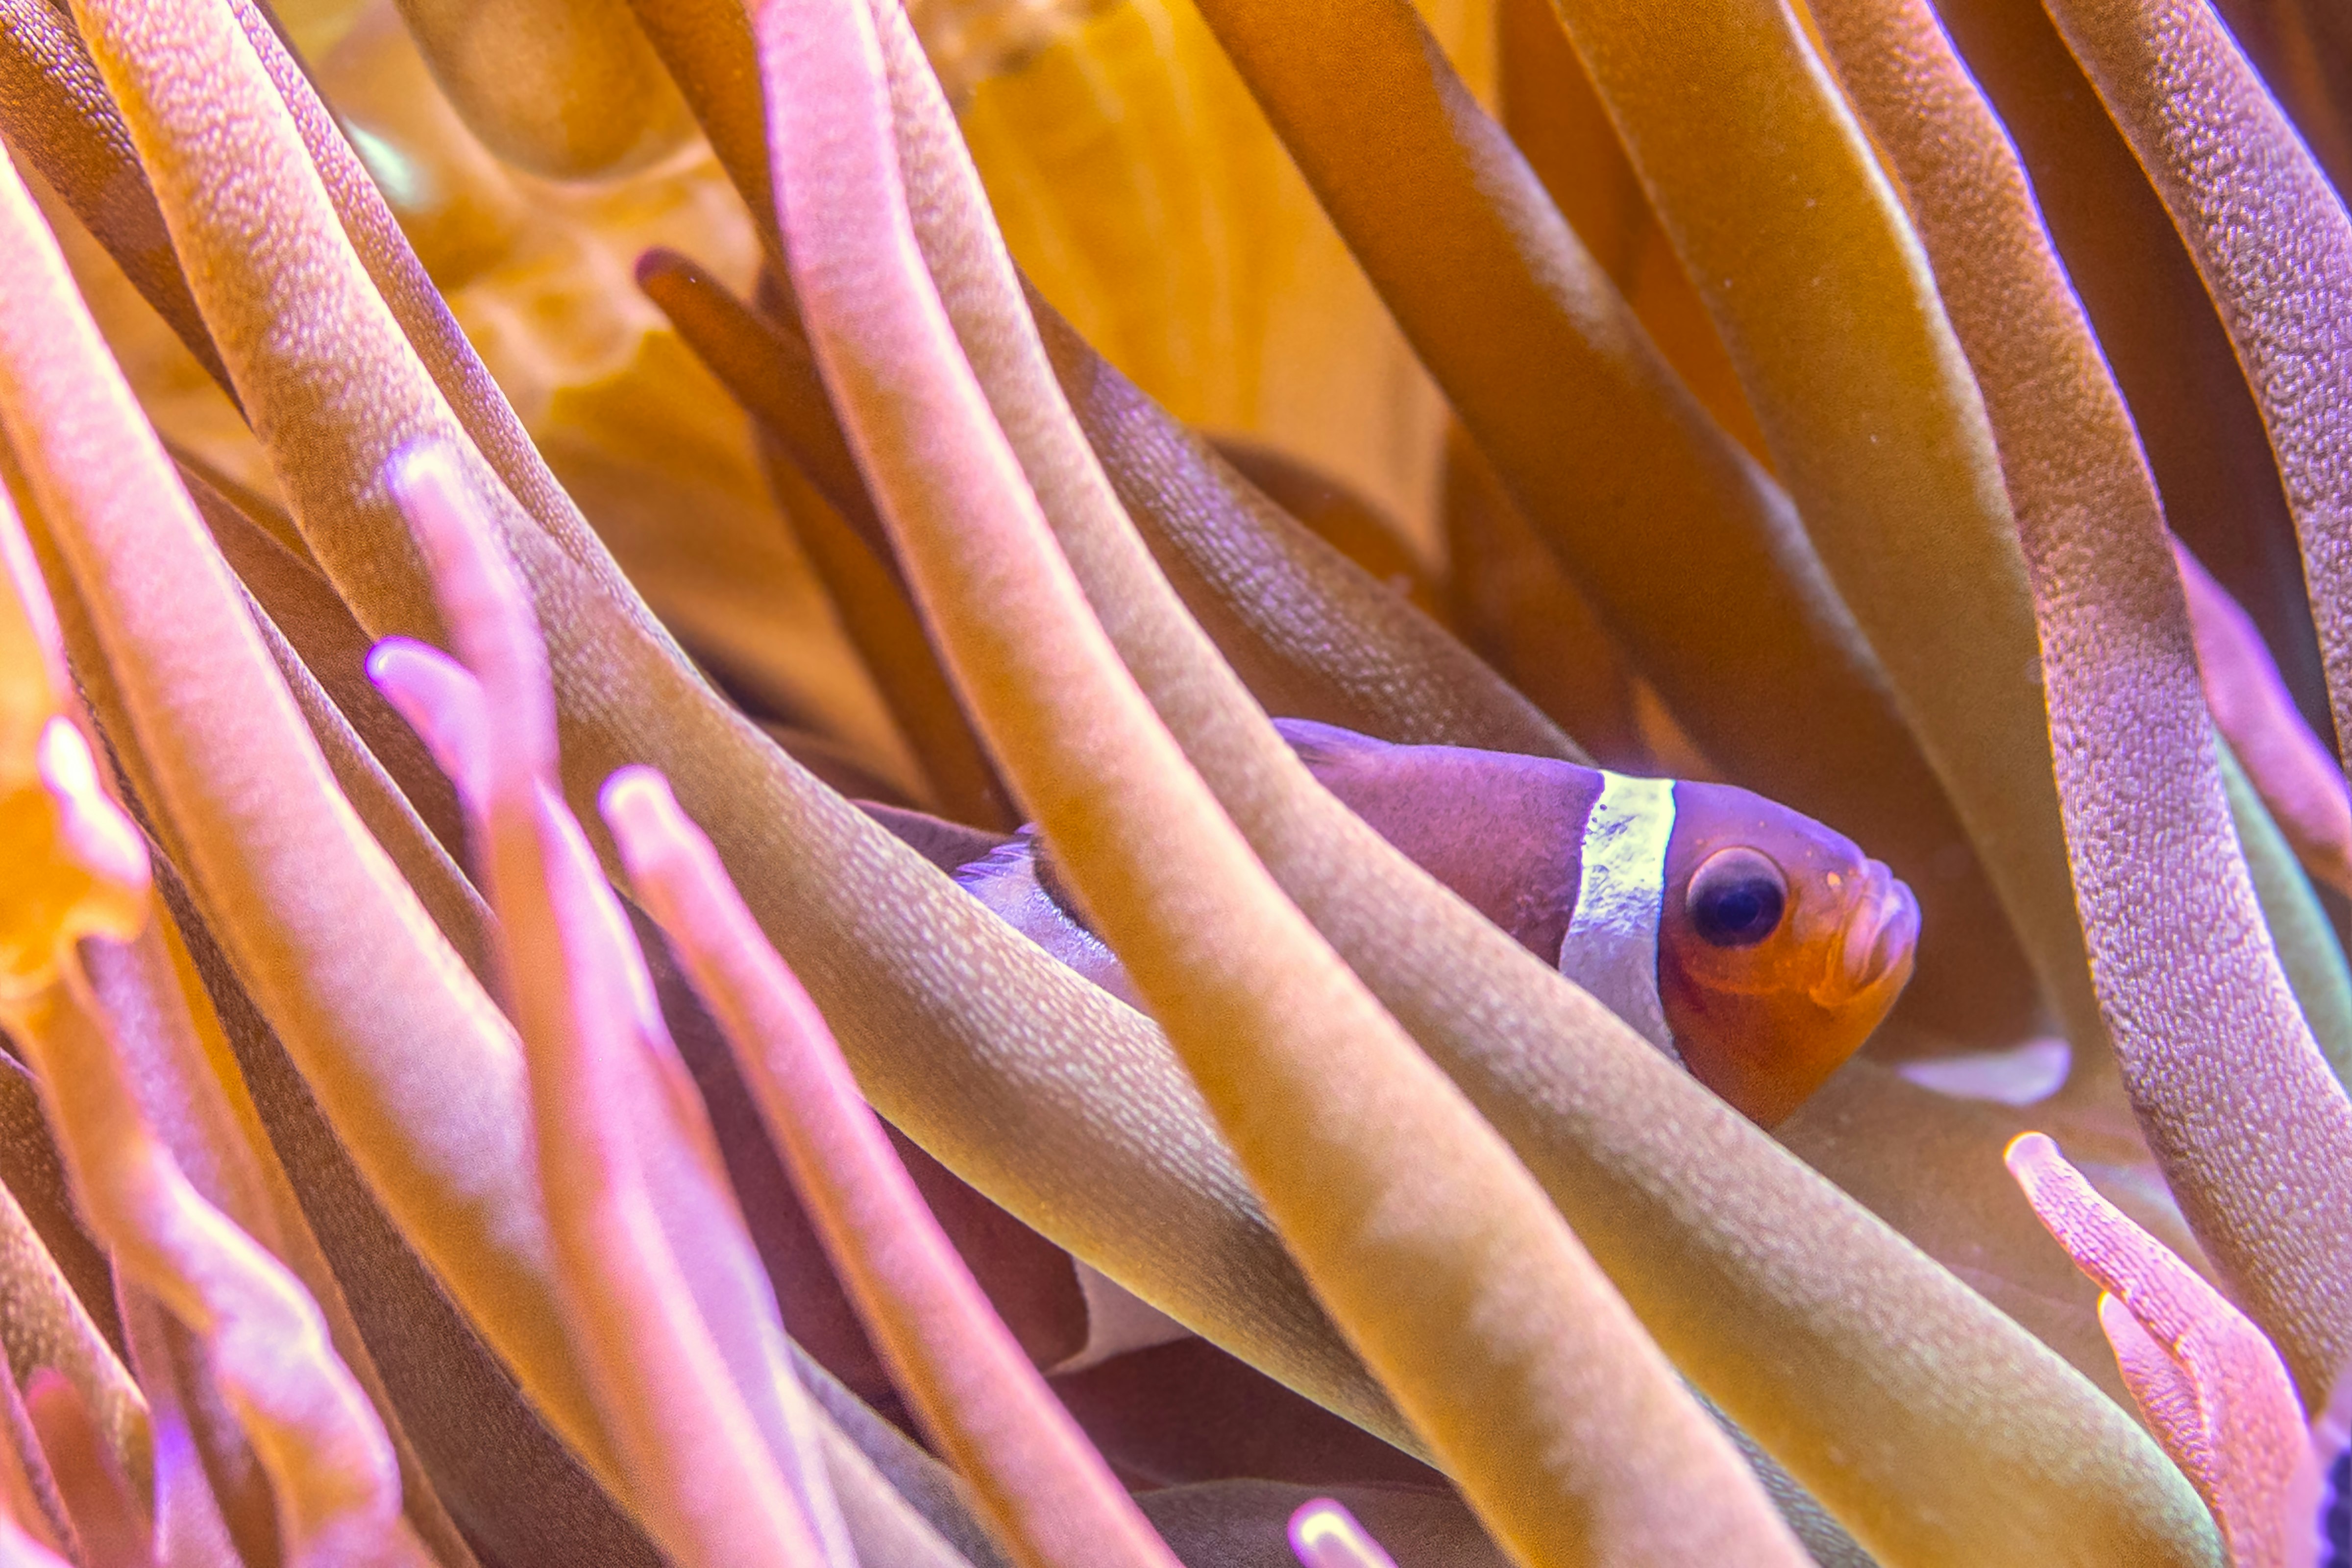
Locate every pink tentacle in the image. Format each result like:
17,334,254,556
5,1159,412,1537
2010,1132,2319,1566
362,638,492,815
382,445,827,1568
1286,1498,1398,1568
2176,540,2352,896
603,763,1184,1568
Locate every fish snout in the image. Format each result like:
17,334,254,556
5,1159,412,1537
1814,860,1920,1007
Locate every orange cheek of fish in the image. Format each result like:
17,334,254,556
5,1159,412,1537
1658,936,1916,1127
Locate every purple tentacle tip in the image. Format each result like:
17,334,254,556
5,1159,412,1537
1288,1498,1398,1568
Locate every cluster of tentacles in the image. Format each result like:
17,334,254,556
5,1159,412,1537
0,0,2350,1563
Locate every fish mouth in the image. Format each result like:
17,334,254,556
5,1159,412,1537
1813,860,1921,1007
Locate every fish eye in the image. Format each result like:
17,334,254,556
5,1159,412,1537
1687,847,1788,948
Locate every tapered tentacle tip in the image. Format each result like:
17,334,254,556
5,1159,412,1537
598,764,676,841
384,439,553,775
385,440,493,595
34,719,147,913
3,716,148,998
600,767,735,950
2003,1131,2060,1185
2003,1131,2169,1304
1287,1499,1398,1568
385,435,453,502
633,246,691,293
599,766,697,882
366,636,489,808
363,634,467,706
386,439,503,604
2010,1131,2320,1560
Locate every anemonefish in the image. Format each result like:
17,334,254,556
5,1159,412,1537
868,719,1920,1129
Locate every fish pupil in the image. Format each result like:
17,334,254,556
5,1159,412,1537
1688,857,1787,948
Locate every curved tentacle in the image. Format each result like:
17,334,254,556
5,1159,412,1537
605,763,1183,1568
1809,0,2352,1415
374,450,829,1568
1177,0,2049,1045
1534,0,2102,1057
760,0,1811,1561
635,248,1015,830
2010,1134,2318,1568
77,0,1412,1468
2037,0,2352,781
0,0,228,393
385,0,696,181
858,1,2211,1559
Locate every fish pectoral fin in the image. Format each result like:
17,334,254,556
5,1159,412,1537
858,798,1018,874
1270,715,1388,769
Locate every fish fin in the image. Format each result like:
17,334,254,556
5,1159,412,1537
947,828,1102,943
1271,717,1390,772
857,800,1016,875
950,833,1038,889
1027,836,1096,934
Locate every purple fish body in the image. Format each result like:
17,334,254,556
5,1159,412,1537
1272,720,1603,969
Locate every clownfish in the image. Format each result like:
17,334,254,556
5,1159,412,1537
869,719,1920,1128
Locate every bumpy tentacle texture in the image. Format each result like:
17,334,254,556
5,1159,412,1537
604,764,1184,1568
1808,0,2352,1416
643,241,1587,766
2036,0,2352,772
75,0,1409,1460
1535,0,2103,1057
0,300,431,1567
376,446,826,1568
3,83,906,1561
1021,292,1592,762
853,0,2210,1560
55,10,2176,1556
0,0,227,391
0,59,643,1510
2218,739,2352,1093
2010,1134,2321,1568
0,0,2336,1562
1928,0,2319,734
1175,0,2044,1044
368,619,870,1568
758,0,1812,1562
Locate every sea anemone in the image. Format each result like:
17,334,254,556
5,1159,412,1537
0,0,2346,1562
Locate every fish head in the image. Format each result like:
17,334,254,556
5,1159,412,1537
1654,779,1919,1124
